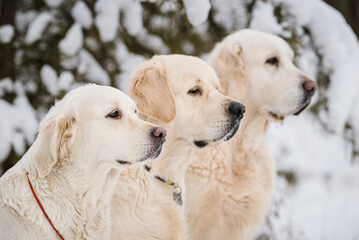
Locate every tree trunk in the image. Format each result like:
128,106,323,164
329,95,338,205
0,0,15,80
324,0,359,38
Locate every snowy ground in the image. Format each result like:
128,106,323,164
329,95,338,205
265,113,359,240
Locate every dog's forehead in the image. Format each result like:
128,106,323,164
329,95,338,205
166,56,219,89
69,84,135,113
241,32,293,60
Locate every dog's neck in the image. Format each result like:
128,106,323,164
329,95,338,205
220,66,272,152
26,155,119,238
218,66,272,152
233,102,271,151
149,133,193,187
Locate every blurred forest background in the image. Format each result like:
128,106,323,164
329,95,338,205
1,0,359,239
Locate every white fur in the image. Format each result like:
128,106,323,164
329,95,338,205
185,29,316,240
0,84,164,239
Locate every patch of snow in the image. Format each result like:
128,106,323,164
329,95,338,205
40,64,59,95
78,50,110,85
297,35,319,81
0,25,15,43
36,66,74,103
267,112,359,239
59,23,83,56
160,1,178,13
193,22,209,35
58,71,74,91
115,42,146,93
122,0,143,36
182,0,211,26
0,95,38,163
13,81,26,96
267,172,359,240
24,80,38,94
15,10,37,32
12,132,26,156
268,114,349,175
71,1,93,29
0,78,14,96
44,0,64,8
137,31,170,54
324,62,359,133
85,37,99,51
95,0,121,42
25,12,53,44
60,55,78,70
250,1,283,35
150,16,171,30
181,41,195,54
283,0,359,135
211,0,246,30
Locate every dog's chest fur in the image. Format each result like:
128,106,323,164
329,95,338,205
186,139,275,240
111,166,186,240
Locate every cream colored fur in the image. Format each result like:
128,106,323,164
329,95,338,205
0,84,164,240
185,29,316,240
111,55,244,240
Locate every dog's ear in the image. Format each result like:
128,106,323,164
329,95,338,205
231,42,243,58
129,59,176,123
209,41,247,100
33,103,76,177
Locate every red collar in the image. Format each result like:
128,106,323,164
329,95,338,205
26,172,65,240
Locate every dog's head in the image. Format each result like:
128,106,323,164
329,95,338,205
129,54,245,148
33,84,166,177
209,29,317,120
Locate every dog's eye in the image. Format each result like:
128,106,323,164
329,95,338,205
266,57,279,65
106,109,122,119
134,109,138,114
188,87,201,95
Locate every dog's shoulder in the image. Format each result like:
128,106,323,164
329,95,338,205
0,167,31,212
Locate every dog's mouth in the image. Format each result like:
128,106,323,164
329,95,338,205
116,141,165,165
117,160,131,165
142,144,164,162
293,99,311,116
223,121,240,141
269,97,312,120
194,119,242,148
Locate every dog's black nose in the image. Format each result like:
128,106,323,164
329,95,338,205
228,102,245,119
302,78,317,97
151,127,167,141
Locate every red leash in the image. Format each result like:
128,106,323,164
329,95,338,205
26,172,65,240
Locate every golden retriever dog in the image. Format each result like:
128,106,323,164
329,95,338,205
111,55,245,239
185,29,317,240
0,84,166,240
